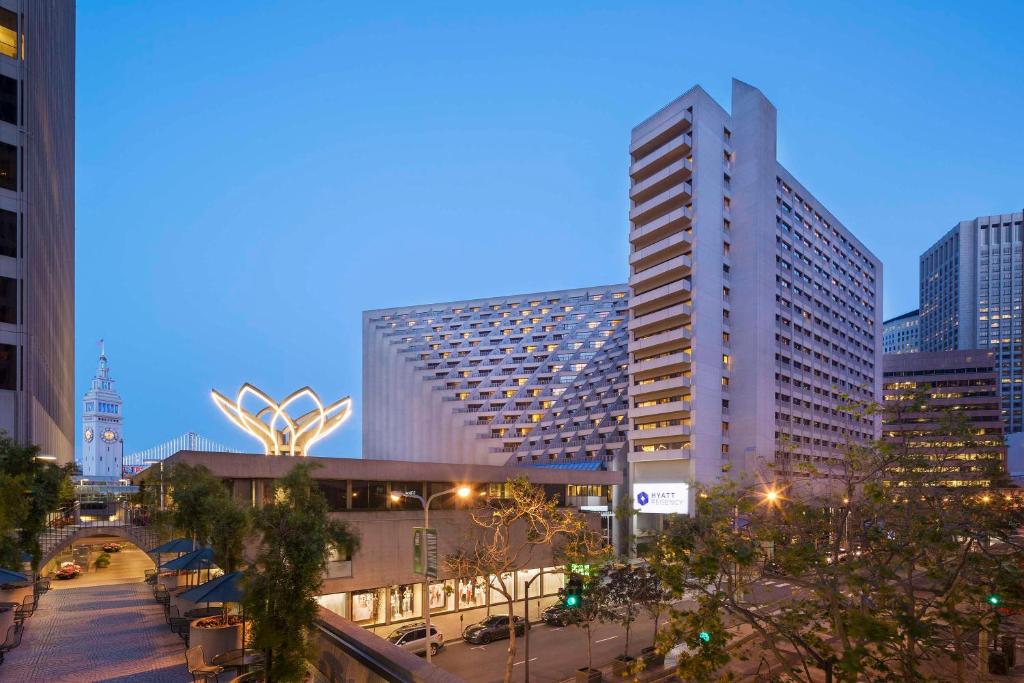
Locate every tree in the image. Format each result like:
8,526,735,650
605,563,655,662
210,501,249,573
648,394,1024,682
446,477,609,683
243,462,359,683
0,433,74,572
167,463,229,545
564,567,614,675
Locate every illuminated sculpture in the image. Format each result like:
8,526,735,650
211,384,352,456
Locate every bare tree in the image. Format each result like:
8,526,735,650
446,477,609,683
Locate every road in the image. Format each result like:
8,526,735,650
431,579,797,683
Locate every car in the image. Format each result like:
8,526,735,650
462,614,527,644
386,623,444,656
541,603,575,626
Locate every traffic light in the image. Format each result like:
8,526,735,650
989,593,1002,607
698,630,712,643
566,575,583,607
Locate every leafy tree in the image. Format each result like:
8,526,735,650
564,567,614,675
446,477,609,683
0,433,74,572
210,501,249,573
243,462,359,683
648,393,1024,682
166,463,229,545
605,563,656,661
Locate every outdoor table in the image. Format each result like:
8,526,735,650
212,648,265,674
183,606,223,619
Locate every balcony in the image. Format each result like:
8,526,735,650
628,327,690,356
630,350,691,376
630,110,693,159
630,302,692,336
629,159,693,204
629,375,690,398
630,132,693,181
629,423,691,442
630,206,694,248
630,279,691,316
630,255,692,291
629,182,693,226
629,401,691,420
628,448,690,464
629,231,692,270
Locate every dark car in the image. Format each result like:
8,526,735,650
541,603,575,626
462,615,527,644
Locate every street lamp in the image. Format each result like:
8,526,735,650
733,485,781,532
390,485,473,663
143,459,165,511
34,455,57,462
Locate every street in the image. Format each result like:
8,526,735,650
429,578,799,682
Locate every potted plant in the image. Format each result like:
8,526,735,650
102,542,122,553
95,552,111,569
55,562,81,580
191,613,245,659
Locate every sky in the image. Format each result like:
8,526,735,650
75,1,1024,459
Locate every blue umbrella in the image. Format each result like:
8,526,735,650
160,547,214,571
177,571,244,604
0,568,28,585
149,538,195,555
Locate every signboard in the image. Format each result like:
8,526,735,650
633,482,689,515
413,527,438,578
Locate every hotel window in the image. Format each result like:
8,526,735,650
317,480,347,512
350,481,387,510
0,276,15,324
0,142,15,191
0,209,14,257
457,577,487,609
0,75,15,125
0,343,14,390
0,9,15,60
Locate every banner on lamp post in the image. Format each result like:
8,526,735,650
413,527,438,578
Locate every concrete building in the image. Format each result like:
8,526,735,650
0,1,75,464
883,309,920,354
362,285,629,466
882,350,1005,488
136,451,619,637
626,80,882,531
80,347,124,479
919,212,1024,439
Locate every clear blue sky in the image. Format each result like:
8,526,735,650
75,1,1024,459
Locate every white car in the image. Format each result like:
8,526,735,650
386,623,444,656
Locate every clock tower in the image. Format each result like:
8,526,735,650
81,342,124,479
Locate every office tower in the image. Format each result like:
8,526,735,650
882,350,1005,487
919,213,1024,437
0,2,75,464
882,310,920,354
626,80,882,521
81,347,124,478
363,285,629,465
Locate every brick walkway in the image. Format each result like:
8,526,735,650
0,581,189,682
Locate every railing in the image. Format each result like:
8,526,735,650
38,502,162,567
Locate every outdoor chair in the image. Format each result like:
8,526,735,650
169,615,191,646
14,595,36,624
144,569,157,584
0,623,24,665
186,645,223,682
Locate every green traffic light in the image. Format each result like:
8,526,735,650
698,630,711,643
989,594,1001,606
566,595,579,607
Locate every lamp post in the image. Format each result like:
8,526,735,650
732,485,780,592
143,459,165,511
391,485,472,663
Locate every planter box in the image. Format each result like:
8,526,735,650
641,646,665,668
576,667,602,683
611,655,635,677
190,620,243,660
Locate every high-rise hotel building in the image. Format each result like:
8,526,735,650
919,212,1024,434
363,80,883,528
0,1,75,464
626,80,881,518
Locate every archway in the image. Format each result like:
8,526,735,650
43,532,157,589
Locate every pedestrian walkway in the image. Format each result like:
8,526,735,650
0,581,188,682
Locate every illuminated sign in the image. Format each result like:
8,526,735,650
633,482,689,514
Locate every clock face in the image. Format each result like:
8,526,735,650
101,429,117,443
84,428,94,443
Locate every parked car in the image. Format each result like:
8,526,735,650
386,622,444,656
541,603,575,626
462,615,527,644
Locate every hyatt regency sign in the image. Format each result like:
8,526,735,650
633,482,689,515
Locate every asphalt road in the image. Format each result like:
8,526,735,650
432,580,797,683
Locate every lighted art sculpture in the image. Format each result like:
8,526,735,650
211,384,352,456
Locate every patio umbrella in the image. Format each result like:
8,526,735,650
178,571,249,645
0,568,28,585
160,547,215,586
149,538,196,555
